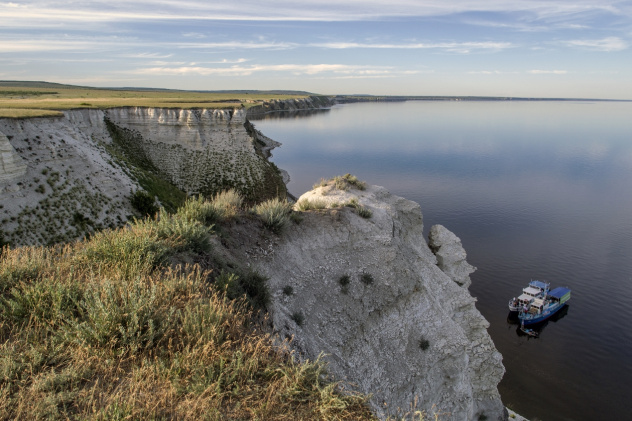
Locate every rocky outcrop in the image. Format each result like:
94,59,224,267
248,184,506,421
429,225,476,288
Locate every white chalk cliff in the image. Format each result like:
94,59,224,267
0,107,285,246
249,184,506,420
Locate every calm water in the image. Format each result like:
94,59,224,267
251,101,632,421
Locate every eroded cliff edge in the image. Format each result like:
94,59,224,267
239,184,506,420
0,107,286,246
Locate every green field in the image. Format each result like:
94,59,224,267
0,81,311,118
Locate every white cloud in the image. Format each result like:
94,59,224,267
122,52,174,59
528,69,568,74
1,0,627,25
562,36,628,51
177,41,297,50
131,63,398,77
312,41,514,53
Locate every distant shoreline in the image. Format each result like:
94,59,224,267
334,94,632,103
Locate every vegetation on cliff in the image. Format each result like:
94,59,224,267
0,194,376,420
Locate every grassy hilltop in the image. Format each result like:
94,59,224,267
0,81,312,118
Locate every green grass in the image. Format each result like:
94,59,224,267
0,197,376,420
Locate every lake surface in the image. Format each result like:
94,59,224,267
251,100,632,421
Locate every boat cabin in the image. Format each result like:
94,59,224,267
528,298,545,314
522,286,542,297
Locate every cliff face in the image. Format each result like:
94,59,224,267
0,110,136,246
104,107,285,202
247,185,506,420
246,95,336,116
0,107,285,246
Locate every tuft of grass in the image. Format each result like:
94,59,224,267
253,197,293,233
356,206,373,219
333,173,367,191
211,189,243,220
345,198,373,219
295,197,328,211
213,269,270,310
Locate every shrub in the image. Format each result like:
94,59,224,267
214,269,269,310
339,274,351,294
360,272,374,285
212,189,243,220
419,337,430,351
131,190,158,217
150,209,212,253
312,178,328,189
254,198,292,233
291,311,305,327
282,285,294,296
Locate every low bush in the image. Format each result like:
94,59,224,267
130,190,159,217
291,311,305,327
212,188,243,219
419,337,431,351
333,173,367,191
360,272,374,285
282,285,294,296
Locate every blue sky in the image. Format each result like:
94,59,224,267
2,0,632,98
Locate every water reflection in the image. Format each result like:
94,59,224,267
248,108,331,121
253,101,632,421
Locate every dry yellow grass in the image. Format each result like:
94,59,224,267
0,84,309,117
0,197,377,420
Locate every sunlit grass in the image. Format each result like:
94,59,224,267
0,195,376,420
0,84,310,118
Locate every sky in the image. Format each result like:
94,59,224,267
2,0,632,98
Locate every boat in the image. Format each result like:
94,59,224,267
519,321,540,337
508,280,550,312
518,286,571,326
